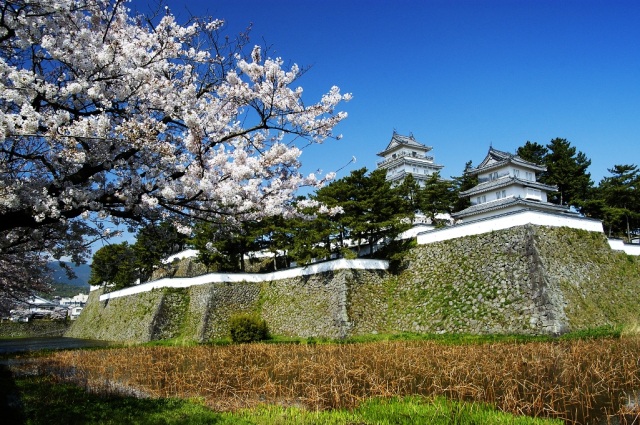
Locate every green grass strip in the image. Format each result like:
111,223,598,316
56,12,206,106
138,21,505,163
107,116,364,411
234,397,563,425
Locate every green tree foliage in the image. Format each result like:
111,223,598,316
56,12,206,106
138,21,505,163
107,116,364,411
133,223,187,281
544,138,593,207
419,172,456,225
312,168,412,258
191,221,261,272
516,141,550,185
450,160,478,213
396,173,422,215
356,168,412,254
312,175,353,254
585,165,640,240
89,221,188,289
286,204,334,264
255,215,294,270
515,138,593,210
516,141,549,168
88,243,137,290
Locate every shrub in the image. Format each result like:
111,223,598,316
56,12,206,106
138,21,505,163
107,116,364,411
229,314,270,343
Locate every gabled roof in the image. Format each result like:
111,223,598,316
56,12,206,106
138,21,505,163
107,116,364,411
467,147,546,175
452,196,572,219
27,295,56,305
476,147,512,168
377,132,432,157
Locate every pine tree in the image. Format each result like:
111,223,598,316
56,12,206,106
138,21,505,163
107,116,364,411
312,168,411,258
597,164,640,241
89,243,138,290
191,221,261,272
257,215,295,270
286,207,333,265
396,173,421,217
420,172,455,225
544,138,593,207
451,160,478,213
133,222,188,282
363,169,412,253
516,141,548,166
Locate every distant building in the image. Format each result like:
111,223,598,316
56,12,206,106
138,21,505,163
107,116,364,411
69,306,84,320
452,147,573,222
9,295,65,321
59,293,88,320
376,132,444,187
25,295,58,311
59,293,88,307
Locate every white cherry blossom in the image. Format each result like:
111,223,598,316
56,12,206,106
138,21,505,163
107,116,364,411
0,0,350,293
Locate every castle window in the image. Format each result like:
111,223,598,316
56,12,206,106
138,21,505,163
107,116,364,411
525,188,541,200
496,190,507,199
513,169,520,178
525,171,534,181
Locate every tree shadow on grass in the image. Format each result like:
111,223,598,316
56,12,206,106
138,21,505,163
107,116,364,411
2,368,237,425
0,364,25,424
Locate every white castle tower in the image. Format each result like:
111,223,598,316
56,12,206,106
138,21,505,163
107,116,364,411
376,132,444,187
452,147,572,222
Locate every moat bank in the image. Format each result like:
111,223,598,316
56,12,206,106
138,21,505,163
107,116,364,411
0,321,69,339
67,225,640,343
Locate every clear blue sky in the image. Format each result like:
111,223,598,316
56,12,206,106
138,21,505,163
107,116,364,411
134,0,640,185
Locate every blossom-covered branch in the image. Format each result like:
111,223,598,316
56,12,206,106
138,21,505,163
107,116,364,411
0,0,350,292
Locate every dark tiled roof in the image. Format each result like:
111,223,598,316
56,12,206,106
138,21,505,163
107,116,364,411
377,132,432,156
452,197,571,219
467,147,546,175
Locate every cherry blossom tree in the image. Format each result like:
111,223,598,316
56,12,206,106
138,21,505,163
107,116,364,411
0,0,351,294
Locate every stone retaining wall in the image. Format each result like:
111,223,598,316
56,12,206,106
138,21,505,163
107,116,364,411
67,269,388,342
68,225,640,343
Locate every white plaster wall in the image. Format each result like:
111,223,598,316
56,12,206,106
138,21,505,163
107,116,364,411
99,258,389,301
476,184,520,204
163,249,199,264
504,187,517,199
607,239,640,256
417,210,604,245
540,190,548,203
398,224,435,239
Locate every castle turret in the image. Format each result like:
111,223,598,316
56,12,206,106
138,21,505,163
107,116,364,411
376,132,443,186
452,147,573,222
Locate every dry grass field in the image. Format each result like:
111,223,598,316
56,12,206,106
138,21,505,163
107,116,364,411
30,337,640,424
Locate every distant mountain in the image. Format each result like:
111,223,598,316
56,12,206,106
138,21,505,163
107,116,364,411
49,262,91,288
